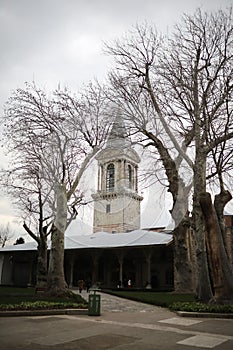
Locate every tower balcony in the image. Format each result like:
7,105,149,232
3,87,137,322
92,189,143,202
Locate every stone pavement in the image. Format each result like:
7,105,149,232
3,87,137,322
0,291,233,349
78,289,164,313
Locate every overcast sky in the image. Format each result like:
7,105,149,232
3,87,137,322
0,0,232,240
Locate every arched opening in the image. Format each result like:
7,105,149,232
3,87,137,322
106,163,115,192
128,164,132,189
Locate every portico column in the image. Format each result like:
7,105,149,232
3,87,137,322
69,258,74,288
28,261,33,286
116,250,125,287
92,259,99,286
91,250,102,287
144,249,152,289
119,259,123,286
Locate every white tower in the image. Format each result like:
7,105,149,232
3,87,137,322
92,117,143,233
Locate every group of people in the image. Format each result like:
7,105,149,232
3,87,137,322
117,278,132,289
78,277,134,291
77,279,92,293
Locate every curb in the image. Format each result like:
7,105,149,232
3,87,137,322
0,308,88,317
176,311,233,319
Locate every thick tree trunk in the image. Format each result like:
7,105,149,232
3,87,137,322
47,183,68,296
193,205,213,302
200,192,233,303
144,131,194,293
23,222,48,293
171,184,194,293
214,190,233,266
36,239,47,291
192,154,213,302
47,225,67,295
173,216,194,292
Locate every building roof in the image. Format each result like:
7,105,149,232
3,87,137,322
0,230,173,252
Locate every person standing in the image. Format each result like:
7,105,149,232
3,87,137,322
78,279,84,293
86,278,92,293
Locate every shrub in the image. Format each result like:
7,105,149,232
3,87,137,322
0,300,87,311
169,302,233,313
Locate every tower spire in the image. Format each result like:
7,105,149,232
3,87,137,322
106,115,130,149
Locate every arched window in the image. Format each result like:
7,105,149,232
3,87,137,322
106,163,115,192
128,164,132,189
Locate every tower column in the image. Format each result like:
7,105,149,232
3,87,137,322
97,165,101,191
135,166,138,192
102,164,107,191
120,159,125,189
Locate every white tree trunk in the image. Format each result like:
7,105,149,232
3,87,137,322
47,183,67,295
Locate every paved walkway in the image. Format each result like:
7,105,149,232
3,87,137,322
76,290,162,313
1,291,233,350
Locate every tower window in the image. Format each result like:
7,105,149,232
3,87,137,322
128,164,132,189
106,163,115,192
106,204,111,213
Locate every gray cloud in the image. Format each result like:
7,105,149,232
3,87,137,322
0,0,231,236
1,0,230,101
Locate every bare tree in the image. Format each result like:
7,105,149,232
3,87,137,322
2,166,52,290
2,82,112,296
105,8,233,302
105,24,195,294
0,223,14,247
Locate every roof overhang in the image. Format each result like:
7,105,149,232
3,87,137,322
0,230,173,252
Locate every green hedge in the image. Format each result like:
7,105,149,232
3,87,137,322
169,302,233,313
0,300,87,311
0,286,87,311
0,300,86,311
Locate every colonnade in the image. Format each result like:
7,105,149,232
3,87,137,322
66,248,158,289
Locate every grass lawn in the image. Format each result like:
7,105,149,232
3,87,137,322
105,290,195,307
1,287,233,313
0,286,88,311
104,289,233,314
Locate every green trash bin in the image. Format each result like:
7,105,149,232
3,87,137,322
88,291,101,316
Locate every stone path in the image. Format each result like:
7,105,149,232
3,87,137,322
76,290,159,313
1,290,233,349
